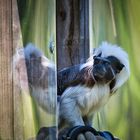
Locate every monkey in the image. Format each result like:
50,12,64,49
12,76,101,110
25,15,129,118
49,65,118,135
58,42,130,139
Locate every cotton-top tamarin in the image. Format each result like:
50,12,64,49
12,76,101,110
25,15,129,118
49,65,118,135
58,42,130,135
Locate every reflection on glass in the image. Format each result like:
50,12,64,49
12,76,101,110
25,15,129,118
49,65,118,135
13,0,56,139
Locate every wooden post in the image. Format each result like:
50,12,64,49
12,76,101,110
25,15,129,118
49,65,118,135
56,0,89,70
0,0,13,139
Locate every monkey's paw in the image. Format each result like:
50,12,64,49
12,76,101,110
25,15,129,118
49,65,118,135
59,126,119,140
63,126,105,140
77,131,105,140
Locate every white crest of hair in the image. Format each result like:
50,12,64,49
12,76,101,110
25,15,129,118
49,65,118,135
81,41,130,92
97,41,130,92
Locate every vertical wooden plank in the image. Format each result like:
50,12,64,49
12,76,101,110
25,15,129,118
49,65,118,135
12,0,24,139
56,0,89,70
56,0,80,70
0,0,13,139
80,0,89,63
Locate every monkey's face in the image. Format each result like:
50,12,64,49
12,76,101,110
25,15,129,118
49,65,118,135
92,55,124,83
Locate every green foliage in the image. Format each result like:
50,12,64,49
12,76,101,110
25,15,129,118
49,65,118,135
91,0,140,139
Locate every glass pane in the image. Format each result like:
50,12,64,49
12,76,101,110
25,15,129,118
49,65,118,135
13,0,57,139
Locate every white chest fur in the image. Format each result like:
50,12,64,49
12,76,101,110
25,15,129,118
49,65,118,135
61,84,110,116
77,84,110,115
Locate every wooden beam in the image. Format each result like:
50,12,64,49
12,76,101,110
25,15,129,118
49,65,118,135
79,0,89,63
56,0,89,70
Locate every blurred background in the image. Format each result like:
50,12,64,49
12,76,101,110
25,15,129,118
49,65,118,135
17,0,140,139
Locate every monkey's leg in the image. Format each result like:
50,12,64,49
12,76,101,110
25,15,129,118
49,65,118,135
83,114,94,126
76,115,97,140
60,98,85,126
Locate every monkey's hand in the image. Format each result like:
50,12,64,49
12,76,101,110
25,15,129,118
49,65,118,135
59,126,119,140
77,132,105,140
59,126,105,140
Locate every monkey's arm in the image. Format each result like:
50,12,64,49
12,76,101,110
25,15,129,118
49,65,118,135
58,65,85,95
